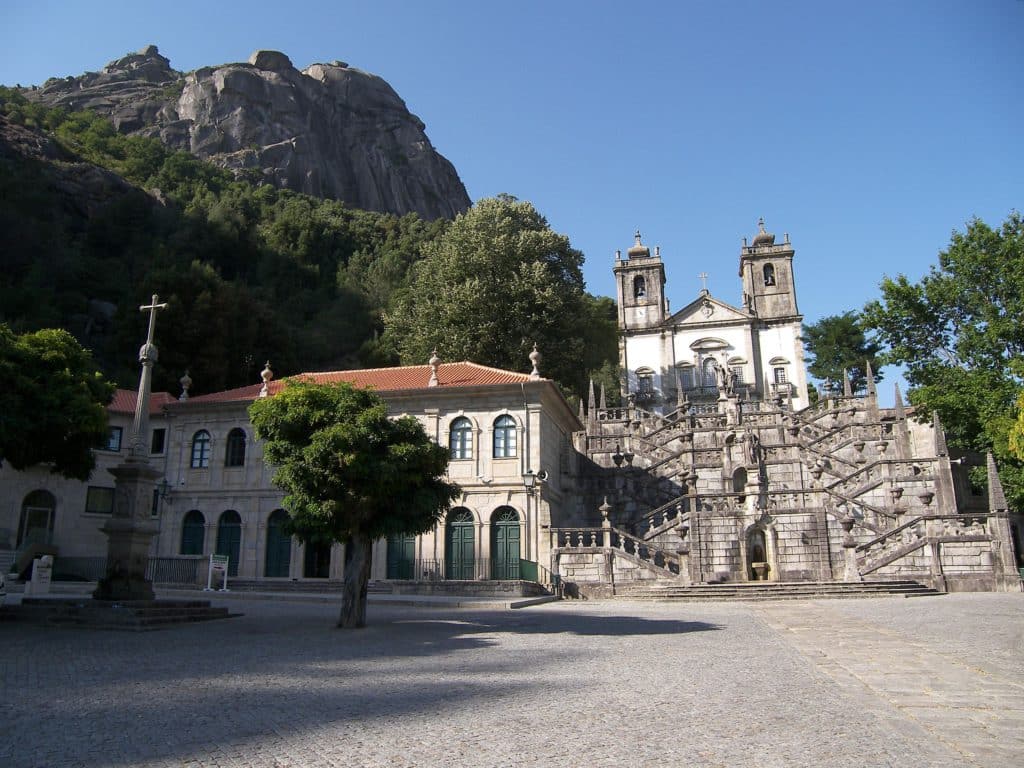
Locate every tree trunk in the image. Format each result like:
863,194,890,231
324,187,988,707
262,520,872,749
338,531,373,628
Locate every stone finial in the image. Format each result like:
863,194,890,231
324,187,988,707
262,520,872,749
259,361,273,397
578,398,586,423
588,379,597,411
842,368,853,397
529,343,541,380
894,384,905,419
932,411,948,457
428,349,440,387
599,496,612,522
179,370,192,401
599,382,607,410
634,229,642,245
865,359,877,398
987,452,1008,512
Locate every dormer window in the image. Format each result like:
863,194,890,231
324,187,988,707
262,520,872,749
633,275,647,299
763,264,776,286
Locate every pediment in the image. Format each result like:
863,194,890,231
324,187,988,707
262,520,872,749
669,294,751,326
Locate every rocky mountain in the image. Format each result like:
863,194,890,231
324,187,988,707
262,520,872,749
25,46,470,220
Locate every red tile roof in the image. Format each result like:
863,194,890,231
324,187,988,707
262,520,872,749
109,389,178,415
182,362,537,405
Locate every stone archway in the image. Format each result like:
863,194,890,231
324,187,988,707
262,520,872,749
746,527,772,581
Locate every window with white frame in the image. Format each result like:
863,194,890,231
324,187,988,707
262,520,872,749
492,415,517,458
449,417,473,460
191,430,211,468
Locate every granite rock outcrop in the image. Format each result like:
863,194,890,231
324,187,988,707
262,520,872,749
26,46,470,219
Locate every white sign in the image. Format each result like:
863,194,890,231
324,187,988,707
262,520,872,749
25,555,53,596
205,554,230,592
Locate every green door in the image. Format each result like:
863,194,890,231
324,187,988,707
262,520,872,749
386,534,416,579
216,510,242,577
264,509,291,577
445,509,475,580
304,540,331,578
491,507,521,579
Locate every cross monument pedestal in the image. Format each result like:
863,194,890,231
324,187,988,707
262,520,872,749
94,294,167,603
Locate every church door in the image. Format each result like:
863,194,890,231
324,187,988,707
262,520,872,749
386,534,416,579
445,509,475,580
491,508,520,580
216,511,242,577
264,509,291,578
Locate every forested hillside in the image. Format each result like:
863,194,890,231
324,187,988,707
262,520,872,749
1,87,445,395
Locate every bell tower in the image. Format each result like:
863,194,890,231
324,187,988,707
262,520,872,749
738,218,800,320
614,231,667,330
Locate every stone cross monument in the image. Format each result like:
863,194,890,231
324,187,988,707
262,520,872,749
94,295,167,601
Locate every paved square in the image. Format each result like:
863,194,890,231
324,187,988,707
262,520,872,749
1,593,1022,767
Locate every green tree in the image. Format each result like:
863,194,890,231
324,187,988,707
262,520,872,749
382,195,611,395
0,324,114,480
801,311,884,394
862,212,1024,508
249,382,459,628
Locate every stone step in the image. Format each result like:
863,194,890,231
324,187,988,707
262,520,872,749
3,598,236,630
612,580,942,601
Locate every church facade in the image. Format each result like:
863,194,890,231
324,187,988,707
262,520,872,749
614,219,810,414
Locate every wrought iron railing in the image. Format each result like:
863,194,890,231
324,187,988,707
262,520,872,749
385,558,546,582
48,555,205,585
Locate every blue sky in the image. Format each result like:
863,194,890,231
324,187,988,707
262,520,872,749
2,1,1022,399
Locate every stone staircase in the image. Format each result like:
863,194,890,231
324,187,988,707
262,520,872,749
611,579,943,601
2,597,236,629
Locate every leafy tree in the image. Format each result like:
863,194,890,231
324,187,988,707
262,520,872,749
801,311,884,394
0,324,114,479
249,382,459,627
382,195,613,395
862,212,1024,509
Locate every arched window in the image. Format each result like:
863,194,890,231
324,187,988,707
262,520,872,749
190,430,211,468
633,274,647,299
449,417,473,460
636,367,655,400
702,358,718,388
180,510,205,555
225,428,246,467
18,490,56,548
763,264,776,286
678,365,696,391
493,415,517,458
216,510,242,577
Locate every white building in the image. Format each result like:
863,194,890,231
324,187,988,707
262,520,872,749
0,359,581,586
614,219,810,412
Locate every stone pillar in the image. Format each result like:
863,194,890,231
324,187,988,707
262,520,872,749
840,513,862,583
676,523,691,585
94,458,161,600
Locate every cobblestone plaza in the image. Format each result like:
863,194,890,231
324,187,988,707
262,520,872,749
2,593,1022,767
